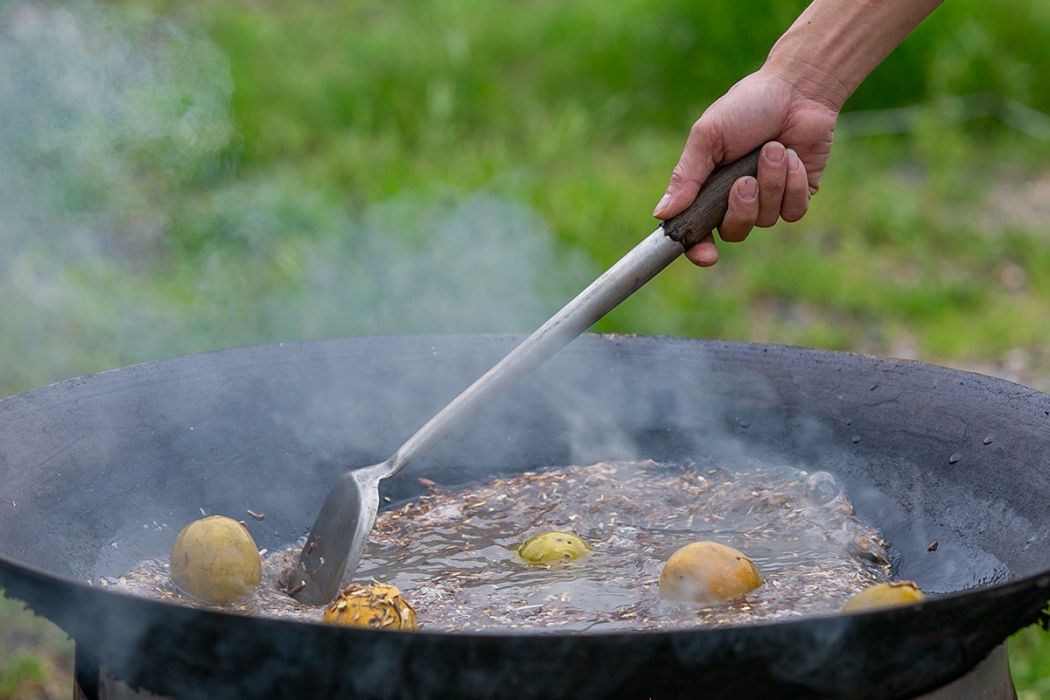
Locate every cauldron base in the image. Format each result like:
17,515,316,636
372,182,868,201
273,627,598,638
71,642,1017,700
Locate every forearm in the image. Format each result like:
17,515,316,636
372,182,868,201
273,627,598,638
764,0,943,110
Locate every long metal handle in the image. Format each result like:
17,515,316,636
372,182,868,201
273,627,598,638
380,149,761,478
382,227,681,476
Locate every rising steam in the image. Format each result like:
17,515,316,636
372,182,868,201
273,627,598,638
0,0,593,395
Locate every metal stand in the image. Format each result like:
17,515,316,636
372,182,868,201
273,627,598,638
917,644,1016,700
72,642,1015,699
73,646,170,700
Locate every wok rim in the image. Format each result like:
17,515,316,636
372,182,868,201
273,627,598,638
2,331,1046,405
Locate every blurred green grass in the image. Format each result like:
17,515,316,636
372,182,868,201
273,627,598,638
2,0,1050,696
0,596,71,700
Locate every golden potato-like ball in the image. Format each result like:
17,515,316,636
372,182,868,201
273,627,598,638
659,541,763,604
170,515,261,604
842,581,925,613
323,583,418,631
517,531,591,563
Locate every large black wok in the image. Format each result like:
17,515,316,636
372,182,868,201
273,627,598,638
1,335,1048,699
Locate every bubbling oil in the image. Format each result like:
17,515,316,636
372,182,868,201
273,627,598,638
115,460,890,632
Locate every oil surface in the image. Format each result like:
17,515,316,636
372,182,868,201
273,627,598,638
115,460,891,633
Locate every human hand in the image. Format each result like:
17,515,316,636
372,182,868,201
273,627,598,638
652,68,838,267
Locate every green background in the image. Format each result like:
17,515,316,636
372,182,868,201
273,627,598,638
1,0,1049,696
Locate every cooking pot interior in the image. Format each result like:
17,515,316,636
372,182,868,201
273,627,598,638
3,335,1050,700
2,335,1047,594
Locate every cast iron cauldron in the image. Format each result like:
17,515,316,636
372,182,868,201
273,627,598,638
1,335,1049,699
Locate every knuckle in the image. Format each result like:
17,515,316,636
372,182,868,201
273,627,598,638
720,209,753,243
669,163,692,187
755,210,779,228
718,225,746,243
807,173,823,195
757,168,787,192
688,118,709,141
756,186,786,225
688,117,725,158
760,175,786,195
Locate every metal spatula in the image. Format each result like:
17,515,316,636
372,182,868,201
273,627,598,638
281,149,760,605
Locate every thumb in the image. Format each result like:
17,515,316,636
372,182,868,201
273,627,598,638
653,119,721,220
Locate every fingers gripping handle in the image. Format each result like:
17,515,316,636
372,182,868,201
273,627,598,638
660,148,761,250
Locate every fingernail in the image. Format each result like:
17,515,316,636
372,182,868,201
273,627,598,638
739,177,757,199
764,142,785,163
786,148,800,172
653,193,671,217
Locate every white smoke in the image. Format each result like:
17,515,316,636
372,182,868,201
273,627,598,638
0,1,594,394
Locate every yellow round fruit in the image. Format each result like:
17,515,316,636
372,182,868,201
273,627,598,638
659,541,763,604
843,581,925,613
169,515,261,604
517,531,591,563
323,583,418,631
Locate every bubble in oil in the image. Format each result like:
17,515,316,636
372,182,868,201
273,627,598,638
805,471,840,505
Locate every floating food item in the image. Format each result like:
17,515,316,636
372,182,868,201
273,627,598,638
170,515,261,604
323,583,418,631
659,541,763,604
842,581,924,612
517,531,591,563
848,534,891,567
123,461,889,632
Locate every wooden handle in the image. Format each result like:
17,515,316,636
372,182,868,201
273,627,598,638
660,148,761,250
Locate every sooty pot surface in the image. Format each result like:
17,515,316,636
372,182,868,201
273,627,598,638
1,335,1049,699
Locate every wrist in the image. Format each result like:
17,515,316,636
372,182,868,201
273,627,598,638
761,0,943,113
762,36,850,112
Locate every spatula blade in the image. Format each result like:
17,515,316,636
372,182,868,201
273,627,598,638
281,466,381,605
